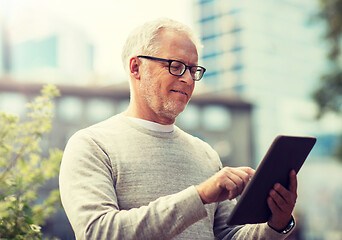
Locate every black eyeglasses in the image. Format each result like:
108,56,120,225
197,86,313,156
137,55,206,81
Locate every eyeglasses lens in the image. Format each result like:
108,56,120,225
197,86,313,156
169,60,204,81
170,61,186,76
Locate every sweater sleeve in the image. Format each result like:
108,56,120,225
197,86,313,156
59,131,207,240
213,200,294,240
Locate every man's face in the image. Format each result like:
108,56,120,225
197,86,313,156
136,30,198,124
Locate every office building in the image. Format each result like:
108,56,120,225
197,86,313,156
9,26,94,85
195,0,327,162
195,1,342,238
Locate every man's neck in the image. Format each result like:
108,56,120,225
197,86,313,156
124,105,176,125
125,116,175,133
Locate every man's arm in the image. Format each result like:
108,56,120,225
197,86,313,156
196,167,297,239
59,132,207,240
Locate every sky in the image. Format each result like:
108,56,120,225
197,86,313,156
0,0,197,80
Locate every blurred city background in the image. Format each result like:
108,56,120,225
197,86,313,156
0,0,342,239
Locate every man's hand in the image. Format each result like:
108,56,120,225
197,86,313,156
267,170,297,231
196,167,255,204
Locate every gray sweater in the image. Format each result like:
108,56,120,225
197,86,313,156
59,114,291,239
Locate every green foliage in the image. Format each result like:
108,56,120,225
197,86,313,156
314,0,342,116
314,0,342,161
0,85,62,239
317,0,342,61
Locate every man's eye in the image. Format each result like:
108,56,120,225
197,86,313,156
190,69,197,74
171,65,181,70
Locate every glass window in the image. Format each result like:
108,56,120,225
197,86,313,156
200,1,216,20
219,52,237,71
0,92,27,116
202,105,231,131
203,55,220,73
58,96,83,122
86,98,115,123
214,140,232,158
219,15,236,33
202,38,218,57
219,33,237,52
176,104,200,130
201,18,219,39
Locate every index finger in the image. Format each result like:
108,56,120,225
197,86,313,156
288,169,297,193
238,166,255,178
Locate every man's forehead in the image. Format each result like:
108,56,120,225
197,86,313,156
156,30,198,63
157,29,194,45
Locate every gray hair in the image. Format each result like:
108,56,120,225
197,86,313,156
121,18,202,74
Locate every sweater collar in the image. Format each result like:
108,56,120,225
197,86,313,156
125,116,175,133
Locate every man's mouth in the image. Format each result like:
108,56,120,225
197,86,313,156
171,90,188,97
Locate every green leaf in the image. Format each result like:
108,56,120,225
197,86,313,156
0,85,62,239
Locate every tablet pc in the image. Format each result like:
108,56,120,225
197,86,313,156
226,135,316,225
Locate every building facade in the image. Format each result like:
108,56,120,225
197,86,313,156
195,0,329,162
195,1,342,238
9,29,94,85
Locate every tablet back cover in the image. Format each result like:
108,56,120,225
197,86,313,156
226,135,316,225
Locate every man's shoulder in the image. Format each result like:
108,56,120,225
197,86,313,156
70,113,128,141
88,113,125,130
176,126,209,145
176,127,218,155
175,127,222,170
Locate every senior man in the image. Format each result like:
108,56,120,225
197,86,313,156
59,18,297,239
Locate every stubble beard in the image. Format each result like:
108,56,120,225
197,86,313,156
139,72,187,122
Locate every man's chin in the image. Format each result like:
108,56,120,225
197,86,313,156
161,103,187,121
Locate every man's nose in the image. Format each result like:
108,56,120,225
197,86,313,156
179,68,194,85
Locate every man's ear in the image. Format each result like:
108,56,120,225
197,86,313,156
129,57,141,80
